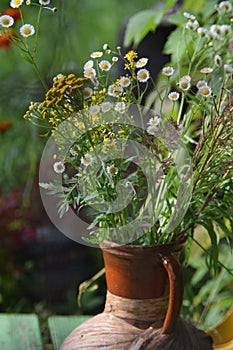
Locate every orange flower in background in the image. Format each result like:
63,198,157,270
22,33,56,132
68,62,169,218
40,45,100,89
1,8,21,21
0,120,12,132
0,29,17,48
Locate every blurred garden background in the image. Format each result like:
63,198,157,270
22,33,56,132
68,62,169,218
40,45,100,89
0,0,162,324
0,0,233,345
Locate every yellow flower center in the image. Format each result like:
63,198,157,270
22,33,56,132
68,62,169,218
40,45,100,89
24,27,31,35
3,18,10,25
101,63,108,69
140,72,147,79
109,166,117,174
181,82,188,89
202,88,209,95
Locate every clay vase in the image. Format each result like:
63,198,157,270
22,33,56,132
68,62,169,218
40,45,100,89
61,239,213,349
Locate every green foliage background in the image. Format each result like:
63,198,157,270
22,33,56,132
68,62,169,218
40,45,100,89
0,0,158,191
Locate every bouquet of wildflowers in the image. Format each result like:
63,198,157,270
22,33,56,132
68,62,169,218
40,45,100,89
2,0,233,268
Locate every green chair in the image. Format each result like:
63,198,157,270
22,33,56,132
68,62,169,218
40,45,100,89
0,313,43,350
48,315,91,350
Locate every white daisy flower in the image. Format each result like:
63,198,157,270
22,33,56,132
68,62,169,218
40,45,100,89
0,15,14,28
89,105,100,115
39,0,50,5
83,87,93,99
137,68,150,83
84,60,94,70
197,27,209,36
99,60,111,71
101,102,112,113
183,12,196,20
81,154,94,167
136,57,149,68
53,161,65,174
84,67,96,78
113,86,124,97
107,85,115,97
10,0,23,8
109,85,123,97
119,76,131,88
112,56,118,62
180,75,191,82
115,102,126,114
168,91,180,101
198,85,212,97
90,76,99,87
210,24,222,34
20,24,35,37
214,55,222,67
178,80,191,91
185,20,199,30
176,124,184,134
207,31,223,41
220,24,231,34
224,64,233,73
53,73,64,82
200,67,213,74
196,80,208,89
103,43,108,50
90,51,103,58
162,66,175,77
107,164,118,175
147,125,159,136
218,1,232,13
70,145,80,156
178,76,191,91
148,116,161,127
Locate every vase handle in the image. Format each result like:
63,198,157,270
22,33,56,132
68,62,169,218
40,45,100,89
160,254,183,334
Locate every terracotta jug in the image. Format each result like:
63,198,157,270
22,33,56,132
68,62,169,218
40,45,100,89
61,239,213,349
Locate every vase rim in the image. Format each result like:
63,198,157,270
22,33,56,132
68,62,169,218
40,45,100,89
100,235,186,257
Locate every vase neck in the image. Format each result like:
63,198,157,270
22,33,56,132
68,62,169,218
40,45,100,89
104,290,168,329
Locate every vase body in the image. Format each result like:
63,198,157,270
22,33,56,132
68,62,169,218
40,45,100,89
61,240,213,349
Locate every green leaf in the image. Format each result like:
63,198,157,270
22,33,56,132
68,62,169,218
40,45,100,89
167,11,186,26
182,0,218,16
20,53,33,64
124,8,164,47
201,0,219,19
182,0,206,13
164,0,177,9
163,27,189,64
201,220,219,273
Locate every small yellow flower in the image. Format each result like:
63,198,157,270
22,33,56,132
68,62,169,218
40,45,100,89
10,0,23,8
0,15,14,27
200,67,213,74
198,85,212,97
162,66,175,77
20,24,35,37
99,60,111,71
168,91,180,101
137,69,150,83
124,50,138,68
124,50,138,61
107,164,118,175
84,87,93,99
90,51,103,58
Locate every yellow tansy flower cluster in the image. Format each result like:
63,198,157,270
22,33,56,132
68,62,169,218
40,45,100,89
90,88,107,105
41,74,88,125
124,50,138,70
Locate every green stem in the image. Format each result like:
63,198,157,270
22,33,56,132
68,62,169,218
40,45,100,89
31,57,48,91
177,92,185,125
